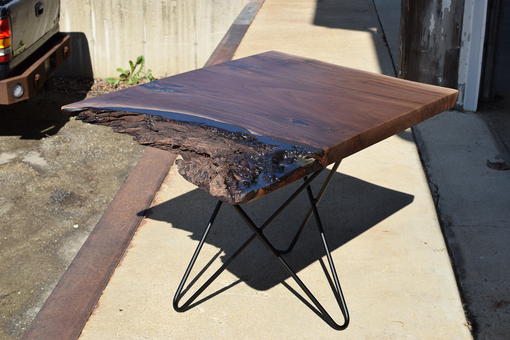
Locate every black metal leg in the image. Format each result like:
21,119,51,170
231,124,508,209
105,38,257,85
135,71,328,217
276,161,342,254
173,169,325,311
232,192,349,330
173,161,349,330
173,200,224,311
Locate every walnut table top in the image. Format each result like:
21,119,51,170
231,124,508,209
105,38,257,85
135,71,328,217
63,51,458,204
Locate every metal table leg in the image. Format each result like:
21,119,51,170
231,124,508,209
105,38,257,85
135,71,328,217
173,161,349,330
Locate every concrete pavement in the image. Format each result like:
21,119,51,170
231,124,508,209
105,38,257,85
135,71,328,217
76,0,477,338
372,1,510,338
413,111,510,340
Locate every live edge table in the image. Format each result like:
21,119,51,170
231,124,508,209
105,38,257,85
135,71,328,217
62,51,458,330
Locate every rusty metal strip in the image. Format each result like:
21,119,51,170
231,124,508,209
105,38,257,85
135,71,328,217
204,0,265,67
21,1,264,339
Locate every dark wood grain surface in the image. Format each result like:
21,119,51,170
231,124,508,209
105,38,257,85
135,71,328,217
63,51,458,204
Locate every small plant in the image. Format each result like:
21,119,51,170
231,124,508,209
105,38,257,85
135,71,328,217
106,55,155,86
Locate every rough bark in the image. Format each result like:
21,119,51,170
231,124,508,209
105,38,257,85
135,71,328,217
76,109,323,204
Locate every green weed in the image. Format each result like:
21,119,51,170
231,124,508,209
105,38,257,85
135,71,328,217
106,55,155,86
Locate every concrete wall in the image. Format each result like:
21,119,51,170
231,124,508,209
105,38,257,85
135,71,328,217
57,0,246,78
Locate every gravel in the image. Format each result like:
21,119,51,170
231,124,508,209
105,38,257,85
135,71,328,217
0,80,147,340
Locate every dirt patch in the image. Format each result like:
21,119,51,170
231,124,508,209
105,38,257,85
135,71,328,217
53,76,153,99
0,80,147,340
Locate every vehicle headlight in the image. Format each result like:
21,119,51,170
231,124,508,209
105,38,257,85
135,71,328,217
11,83,24,98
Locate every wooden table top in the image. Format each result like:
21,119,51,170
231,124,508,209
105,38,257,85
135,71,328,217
63,51,458,204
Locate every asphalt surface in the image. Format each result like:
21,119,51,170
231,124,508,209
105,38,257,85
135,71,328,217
0,85,146,340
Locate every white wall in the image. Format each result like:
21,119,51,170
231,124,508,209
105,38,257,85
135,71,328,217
457,0,488,111
58,0,246,78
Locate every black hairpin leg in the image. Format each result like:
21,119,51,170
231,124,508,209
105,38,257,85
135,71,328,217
173,161,349,330
276,160,341,255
